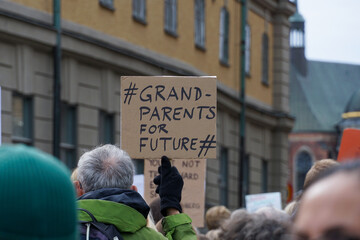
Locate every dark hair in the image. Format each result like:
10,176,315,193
149,197,163,224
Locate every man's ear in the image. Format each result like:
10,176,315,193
74,180,85,197
131,185,138,192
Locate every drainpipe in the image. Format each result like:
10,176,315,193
53,0,61,158
239,0,248,207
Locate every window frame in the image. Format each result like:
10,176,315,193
262,159,268,192
245,23,251,76
294,150,313,192
261,33,269,86
194,0,206,50
133,0,147,24
11,92,33,145
164,0,178,37
219,7,230,66
99,110,115,145
219,147,229,206
60,102,77,169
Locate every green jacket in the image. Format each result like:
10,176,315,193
78,199,197,240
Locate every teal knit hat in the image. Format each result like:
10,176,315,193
0,145,77,240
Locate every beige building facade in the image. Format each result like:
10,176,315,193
0,0,294,209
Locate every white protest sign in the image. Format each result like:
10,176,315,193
144,158,206,227
120,76,217,159
245,192,282,213
133,174,144,198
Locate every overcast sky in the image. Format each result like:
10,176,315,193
297,0,360,65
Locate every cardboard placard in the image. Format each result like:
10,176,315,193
245,192,282,213
144,158,206,227
120,76,217,159
337,128,360,162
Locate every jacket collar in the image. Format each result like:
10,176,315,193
78,188,150,218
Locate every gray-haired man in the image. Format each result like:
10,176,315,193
75,144,196,239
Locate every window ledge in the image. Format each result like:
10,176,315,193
164,29,178,38
219,59,230,67
195,43,206,52
11,136,33,145
133,16,147,25
262,81,269,87
100,2,115,11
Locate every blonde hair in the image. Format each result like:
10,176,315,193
70,168,78,181
206,206,231,230
303,159,339,189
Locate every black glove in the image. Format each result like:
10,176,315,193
153,156,184,216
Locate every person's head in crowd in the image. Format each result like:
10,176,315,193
303,158,339,190
0,144,77,240
205,205,231,230
206,228,221,240
197,233,209,240
244,214,290,240
71,167,78,181
255,206,290,223
76,144,136,194
219,208,290,240
149,197,163,224
284,201,298,218
218,209,251,239
293,161,360,240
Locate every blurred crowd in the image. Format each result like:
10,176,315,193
0,144,359,240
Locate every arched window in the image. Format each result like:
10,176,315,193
295,151,312,191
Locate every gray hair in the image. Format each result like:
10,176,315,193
77,144,135,192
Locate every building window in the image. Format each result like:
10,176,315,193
99,0,114,10
262,159,268,192
164,0,177,36
245,24,251,75
295,151,312,192
60,103,77,169
194,0,205,49
12,93,33,145
133,159,144,175
219,147,228,206
133,0,146,24
99,111,115,144
219,7,229,65
261,33,269,85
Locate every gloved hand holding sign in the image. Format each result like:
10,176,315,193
153,156,184,216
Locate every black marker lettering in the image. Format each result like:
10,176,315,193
181,87,191,101
167,87,179,101
173,107,183,120
155,85,166,101
139,107,150,120
206,106,216,119
149,107,160,121
195,87,202,101
140,85,153,102
140,138,148,152
162,107,172,121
